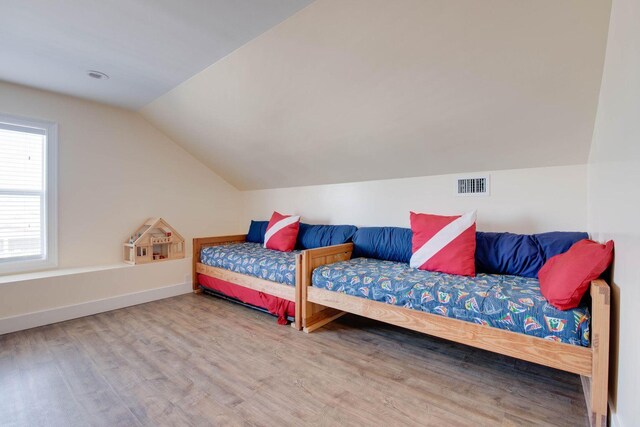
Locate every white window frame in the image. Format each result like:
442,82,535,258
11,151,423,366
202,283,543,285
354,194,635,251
0,113,58,275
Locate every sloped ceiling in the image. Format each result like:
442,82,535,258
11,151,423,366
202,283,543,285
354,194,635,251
142,0,611,190
0,0,313,109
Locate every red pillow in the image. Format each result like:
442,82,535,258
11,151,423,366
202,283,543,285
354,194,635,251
263,211,300,252
409,211,477,276
538,239,613,310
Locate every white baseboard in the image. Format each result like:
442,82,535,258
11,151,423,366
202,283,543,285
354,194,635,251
0,282,191,335
609,399,623,427
611,414,621,427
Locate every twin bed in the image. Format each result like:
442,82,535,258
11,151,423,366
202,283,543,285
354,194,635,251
193,224,610,427
198,240,300,325
193,235,301,328
192,222,357,329
310,257,591,346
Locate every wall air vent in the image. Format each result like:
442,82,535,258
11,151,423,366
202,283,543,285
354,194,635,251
456,175,490,196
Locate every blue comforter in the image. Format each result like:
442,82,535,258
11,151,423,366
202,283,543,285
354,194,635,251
312,258,590,346
200,243,299,286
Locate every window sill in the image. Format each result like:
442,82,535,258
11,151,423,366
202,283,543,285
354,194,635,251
0,263,130,285
0,257,191,286
0,258,58,277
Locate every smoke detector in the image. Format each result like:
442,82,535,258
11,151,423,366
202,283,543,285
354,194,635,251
87,70,109,80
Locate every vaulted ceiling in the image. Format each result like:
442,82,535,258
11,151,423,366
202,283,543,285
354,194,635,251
142,0,611,190
2,0,611,190
0,0,313,109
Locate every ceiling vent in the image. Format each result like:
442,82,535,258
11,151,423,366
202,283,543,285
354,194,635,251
457,175,490,196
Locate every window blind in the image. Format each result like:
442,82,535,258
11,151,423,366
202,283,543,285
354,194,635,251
0,124,46,262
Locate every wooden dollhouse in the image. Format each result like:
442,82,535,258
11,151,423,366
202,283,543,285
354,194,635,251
124,218,185,264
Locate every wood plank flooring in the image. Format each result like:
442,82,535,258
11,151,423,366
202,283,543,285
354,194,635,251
0,294,589,426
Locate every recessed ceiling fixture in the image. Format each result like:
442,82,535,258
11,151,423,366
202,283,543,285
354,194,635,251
87,70,109,80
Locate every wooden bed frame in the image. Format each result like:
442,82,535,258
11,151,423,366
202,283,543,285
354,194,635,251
193,235,302,330
299,243,610,427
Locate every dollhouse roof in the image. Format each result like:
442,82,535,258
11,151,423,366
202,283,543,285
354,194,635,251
131,218,184,245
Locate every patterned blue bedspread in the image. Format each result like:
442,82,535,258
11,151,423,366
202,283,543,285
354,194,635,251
312,258,590,346
200,243,299,286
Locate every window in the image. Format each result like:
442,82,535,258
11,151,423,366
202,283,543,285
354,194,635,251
0,114,57,274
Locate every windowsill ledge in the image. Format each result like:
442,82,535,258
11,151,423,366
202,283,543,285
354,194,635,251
0,257,190,285
0,263,131,285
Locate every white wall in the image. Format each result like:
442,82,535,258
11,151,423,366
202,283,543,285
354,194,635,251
0,81,241,326
587,0,640,424
243,165,588,234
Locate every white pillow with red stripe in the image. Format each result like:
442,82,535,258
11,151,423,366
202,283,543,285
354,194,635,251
264,211,301,252
409,211,477,276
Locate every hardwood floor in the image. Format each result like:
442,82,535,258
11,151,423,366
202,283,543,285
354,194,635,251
0,294,588,426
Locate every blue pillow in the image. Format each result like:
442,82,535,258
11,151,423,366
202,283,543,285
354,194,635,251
535,231,589,259
476,231,588,278
352,226,587,278
352,227,412,263
296,223,357,249
246,220,269,243
246,220,357,248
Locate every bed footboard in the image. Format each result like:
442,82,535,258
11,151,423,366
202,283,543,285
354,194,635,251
582,279,610,427
192,234,247,292
300,243,354,332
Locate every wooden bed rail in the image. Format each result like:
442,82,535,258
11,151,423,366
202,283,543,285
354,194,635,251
300,243,354,332
192,234,247,292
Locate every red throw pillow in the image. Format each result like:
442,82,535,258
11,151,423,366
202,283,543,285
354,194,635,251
538,239,614,310
409,211,477,276
264,211,300,252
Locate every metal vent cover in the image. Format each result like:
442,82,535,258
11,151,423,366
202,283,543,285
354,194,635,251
457,176,489,196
